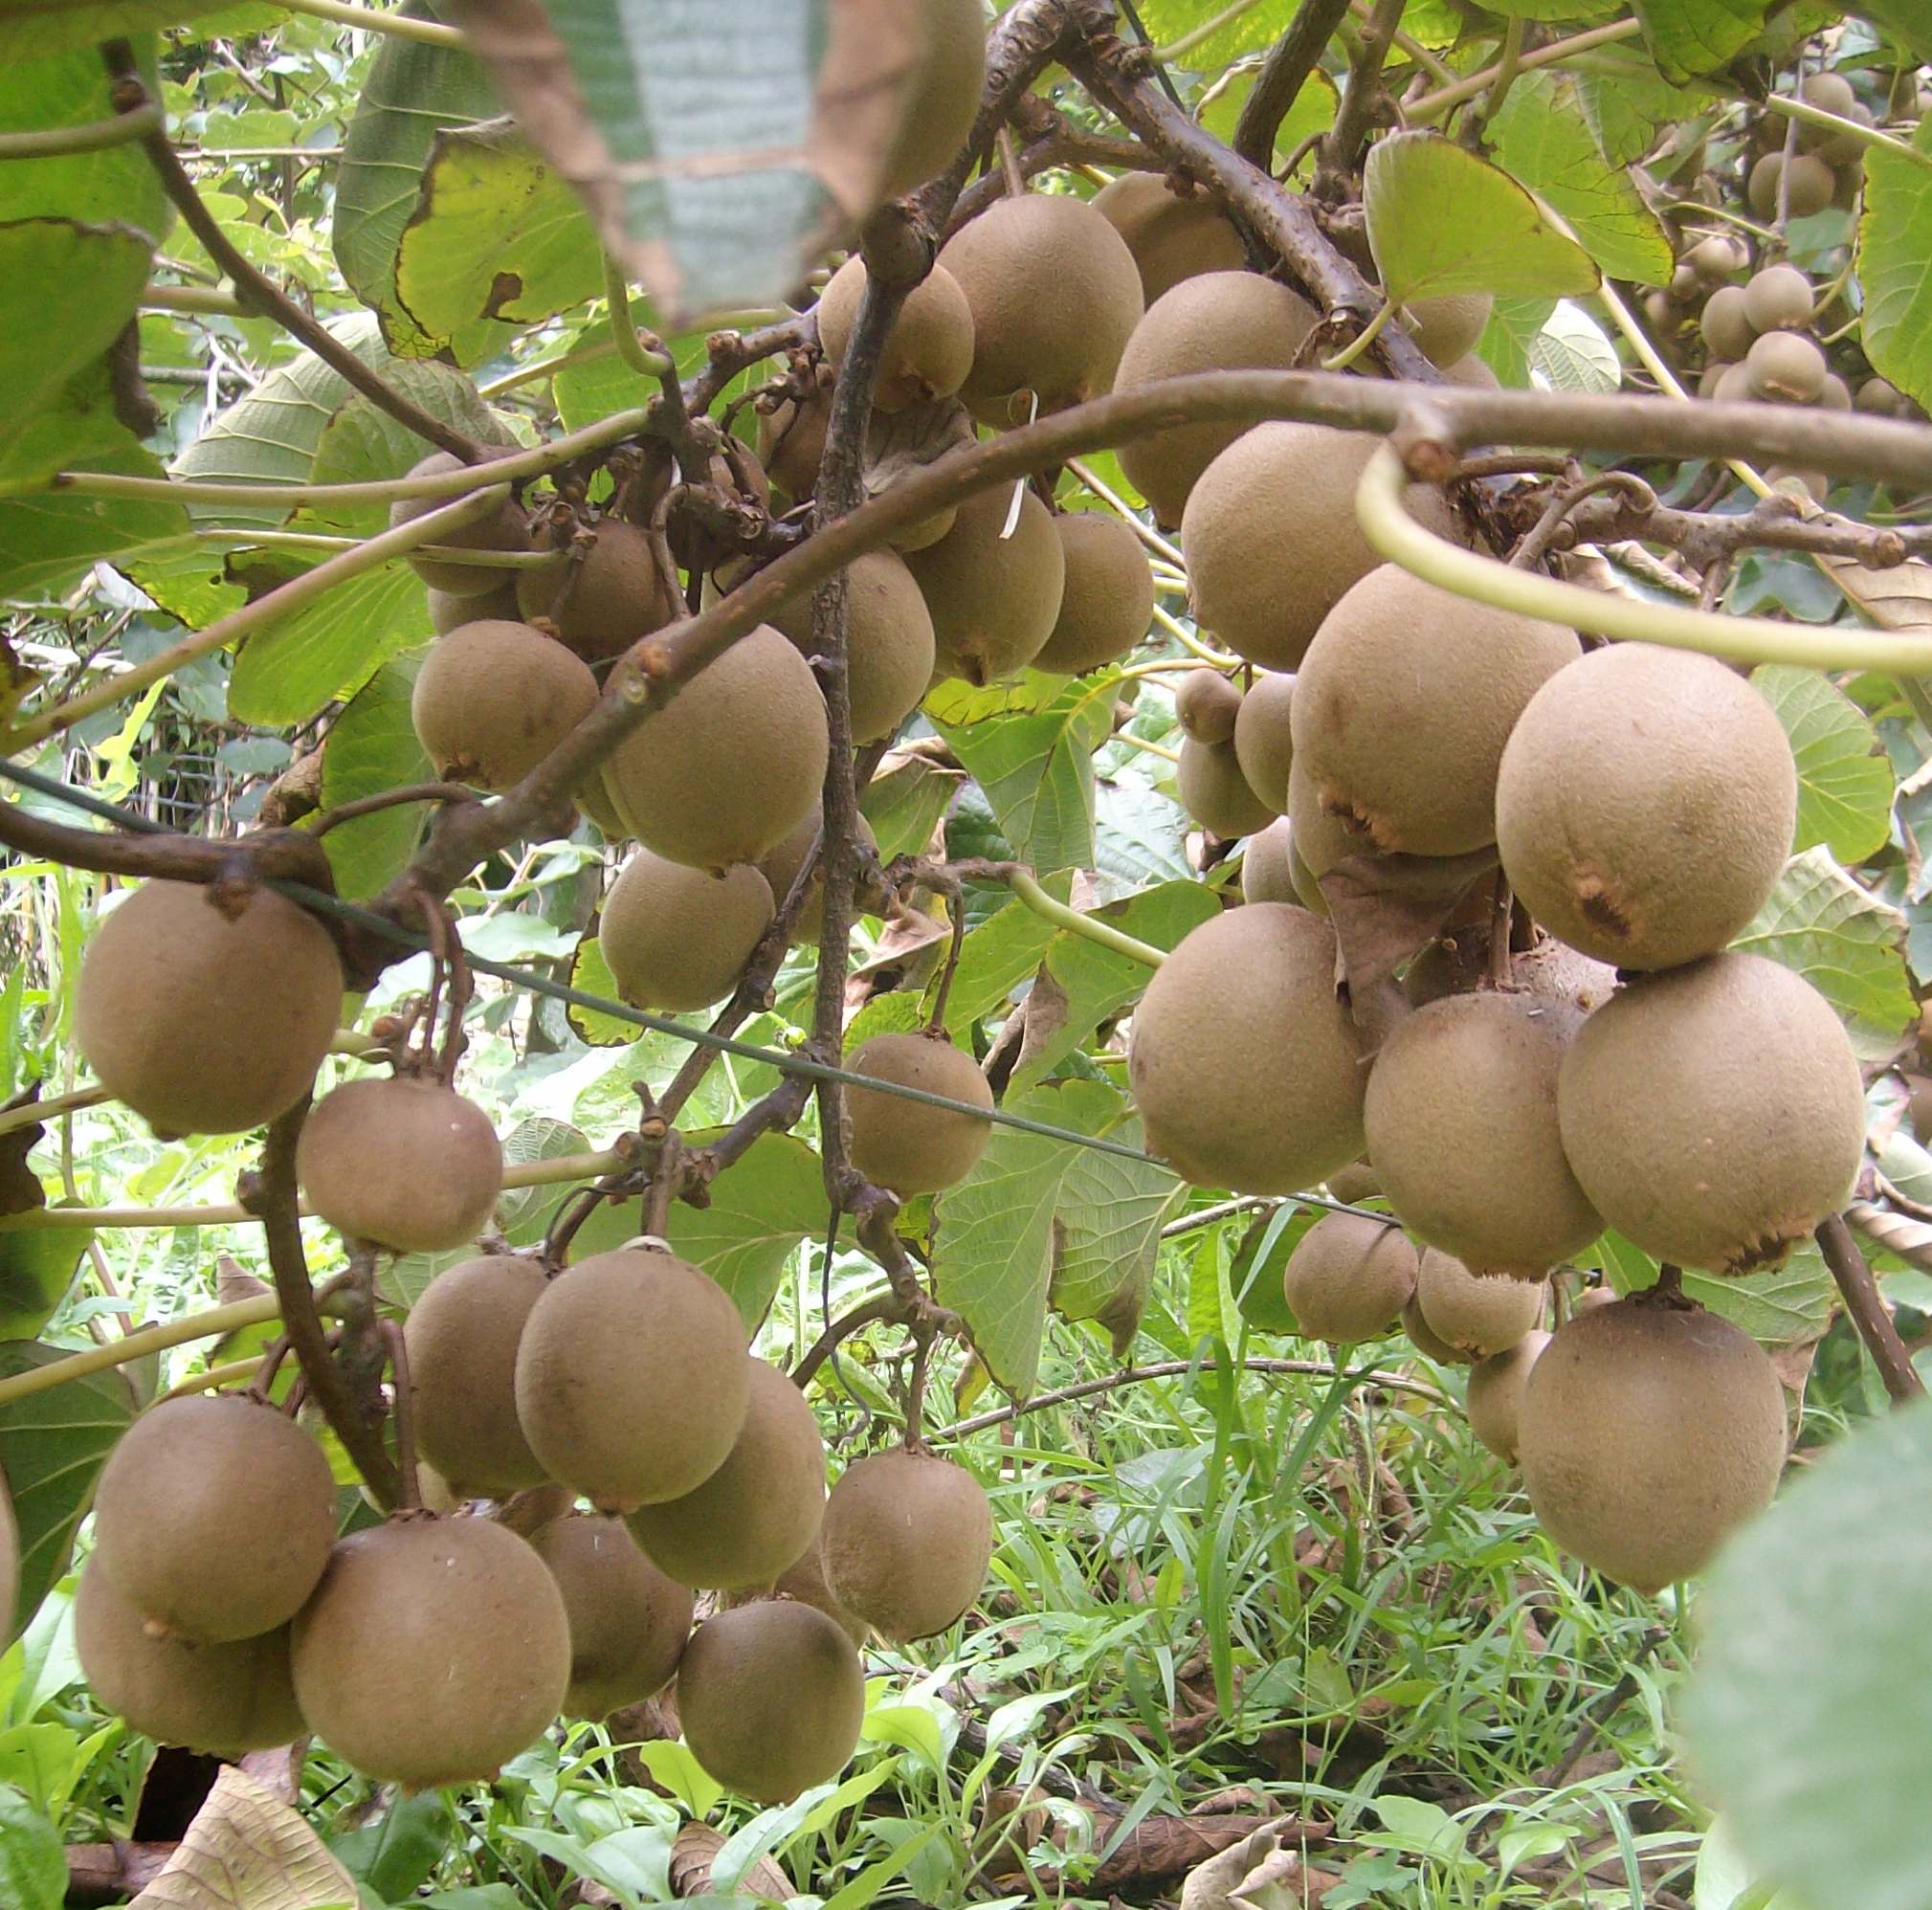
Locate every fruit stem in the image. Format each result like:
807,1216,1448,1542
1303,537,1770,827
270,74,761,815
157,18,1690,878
382,1321,424,1511
602,255,678,380
147,1357,261,1408
1760,94,1932,171
1405,17,1642,125
0,103,163,160
1007,870,1166,968
1817,1213,1928,1407
1321,299,1397,374
1355,442,1932,672
275,0,467,45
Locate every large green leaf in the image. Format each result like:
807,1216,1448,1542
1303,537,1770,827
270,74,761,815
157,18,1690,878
1682,1397,1932,1910
1594,1231,1834,1347
1733,846,1917,1063
1574,61,1709,167
1855,120,1932,412
925,886,1062,1041
1851,0,1932,57
931,674,1120,876
0,1223,93,1345
229,564,433,728
1488,75,1673,287
1632,0,1775,81
0,1,227,57
301,374,506,540
0,438,187,603
395,122,605,351
1751,666,1895,866
1364,132,1599,304
1050,1108,1185,1352
0,44,168,235
0,1344,133,1641
316,658,433,900
661,1129,828,1328
0,1787,62,1910
860,756,961,863
1134,0,1293,66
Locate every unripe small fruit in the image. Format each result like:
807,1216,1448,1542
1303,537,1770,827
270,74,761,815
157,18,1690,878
529,1515,693,1718
599,853,773,1013
1092,169,1246,305
1177,736,1277,838
515,521,680,663
820,1448,991,1641
1281,1211,1418,1344
1402,293,1493,367
1699,284,1755,362
1747,151,1835,220
1232,672,1296,811
1684,234,1747,284
1412,1249,1544,1359
1175,668,1241,744
1466,1329,1550,1464
1032,512,1156,676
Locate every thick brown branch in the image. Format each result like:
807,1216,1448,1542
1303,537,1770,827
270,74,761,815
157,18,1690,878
1817,1212,1927,1407
1233,0,1354,170
1317,0,1405,194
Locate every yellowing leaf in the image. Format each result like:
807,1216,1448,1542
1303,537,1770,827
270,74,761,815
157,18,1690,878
131,1765,357,1910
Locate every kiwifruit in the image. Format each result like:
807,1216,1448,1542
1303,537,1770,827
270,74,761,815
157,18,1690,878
1183,423,1465,673
516,521,681,663
1032,511,1157,675
1712,361,1754,404
1856,375,1910,417
758,375,832,503
1556,953,1864,1275
297,1075,503,1255
76,880,343,1138
76,1559,303,1756
1092,169,1247,305
1745,329,1828,403
601,625,830,870
1496,643,1796,970
1684,234,1747,284
1798,70,1859,125
291,1516,570,1786
1401,293,1493,367
1746,150,1835,220
1365,993,1601,1278
676,1600,866,1803
767,546,936,743
1402,1294,1463,1365
1241,816,1299,905
1324,1160,1382,1203
1742,262,1813,333
405,1254,552,1499
845,1031,993,1194
1696,360,1733,399
1127,903,1367,1194
815,257,975,411
1465,1329,1550,1464
431,576,519,633
819,1447,990,1641
528,1514,694,1717
599,852,774,1012
92,1393,335,1644
1177,736,1277,838
0,1467,13,1645
411,619,599,792
755,805,884,944
731,1536,871,1648
1412,1248,1544,1358
939,195,1144,424
1280,1211,1418,1344
1818,371,1852,411
389,452,532,596
1290,565,1580,856
1517,1298,1786,1592
1232,672,1295,810
1174,668,1241,744
514,1245,751,1510
874,0,987,202
629,1360,826,1589
1285,757,1357,916
1699,284,1756,361
903,482,1066,685
1441,353,1501,389
1114,272,1320,526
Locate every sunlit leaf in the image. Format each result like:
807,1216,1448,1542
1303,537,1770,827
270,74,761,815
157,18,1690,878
1751,666,1895,865
1854,119,1932,412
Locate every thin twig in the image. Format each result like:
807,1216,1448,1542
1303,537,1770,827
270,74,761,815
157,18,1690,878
308,783,479,836
1232,0,1353,169
1318,0,1406,190
382,1321,422,1511
1817,1212,1927,1406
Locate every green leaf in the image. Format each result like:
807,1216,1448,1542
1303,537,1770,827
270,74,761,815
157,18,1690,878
1050,1108,1184,1351
1230,1202,1318,1335
302,375,508,542
1198,66,1336,176
1682,1396,1932,1910
1733,846,1917,1063
328,1789,451,1900
1574,61,1710,167
1632,0,1776,82
1851,0,1932,58
1134,0,1294,67
931,675,1120,875
860,756,962,863
1592,1231,1836,1347
1751,667,1895,865
1488,75,1674,286
1476,297,1557,389
1527,300,1620,393
229,565,433,728
333,8,506,361
0,2,225,57
0,1224,93,1344
395,122,605,353
1854,120,1932,413
0,1784,63,1910
490,1117,595,1247
315,660,433,901
663,1130,827,1328
0,438,187,603
0,44,168,234
1364,132,1599,304
925,888,1061,1040
0,1344,134,1641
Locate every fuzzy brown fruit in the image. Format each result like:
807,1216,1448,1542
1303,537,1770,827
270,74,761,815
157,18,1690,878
1412,1249,1544,1358
1518,1299,1786,1592
1402,293,1493,367
1496,643,1797,970
939,195,1144,424
1175,668,1241,744
677,1601,866,1804
1556,953,1864,1275
291,1516,570,1787
1280,1211,1418,1344
389,452,531,596
1364,992,1601,1278
599,853,774,1013
1465,1329,1551,1464
1290,565,1580,855
754,806,883,944
77,1560,303,1757
601,625,830,870
1128,903,1366,1194
816,257,975,411
528,1514,694,1717
627,1359,826,1589
904,482,1067,685
1744,329,1829,403
516,521,680,663
1232,671,1296,811
758,376,832,504
730,1538,871,1647
1747,150,1835,220
1284,758,1357,916
845,1032,993,1194
1177,735,1277,838
1741,263,1813,334
92,1394,335,1644
1093,169,1247,304
77,880,343,1138
820,1448,991,1642
1402,1294,1463,1364
1699,285,1755,363
1033,512,1157,676
405,1254,551,1499
431,577,519,633
1114,272,1319,526
297,1075,503,1254
412,619,601,791
1240,816,1299,905
514,1246,750,1511
872,0,987,201
768,546,936,743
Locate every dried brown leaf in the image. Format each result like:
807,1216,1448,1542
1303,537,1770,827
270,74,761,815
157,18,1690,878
128,1765,357,1910
669,1821,793,1902
1317,848,1498,1025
